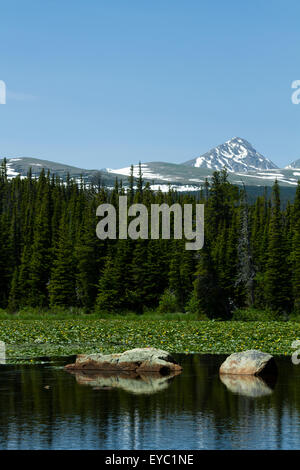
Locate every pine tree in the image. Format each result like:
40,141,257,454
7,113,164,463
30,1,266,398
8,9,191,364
143,239,167,307
235,190,255,307
0,158,8,181
7,268,19,312
189,245,227,319
291,218,300,313
168,243,182,309
136,161,143,202
128,240,148,313
265,181,291,313
95,255,122,312
48,212,76,307
168,240,194,310
0,213,13,307
75,205,99,309
128,164,135,203
28,182,52,307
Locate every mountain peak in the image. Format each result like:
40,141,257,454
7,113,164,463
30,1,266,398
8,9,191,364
285,158,300,170
226,136,248,143
183,137,278,172
225,137,253,147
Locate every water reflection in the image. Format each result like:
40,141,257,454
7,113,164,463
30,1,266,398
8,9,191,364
0,355,299,449
67,369,182,395
219,373,276,397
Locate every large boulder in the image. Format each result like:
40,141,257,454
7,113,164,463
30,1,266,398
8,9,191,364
219,350,277,376
65,348,182,375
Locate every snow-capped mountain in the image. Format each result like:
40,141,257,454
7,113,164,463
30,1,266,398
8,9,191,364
183,137,278,173
2,136,300,190
285,158,300,170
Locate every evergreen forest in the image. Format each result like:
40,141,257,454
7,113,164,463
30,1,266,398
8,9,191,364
0,158,299,320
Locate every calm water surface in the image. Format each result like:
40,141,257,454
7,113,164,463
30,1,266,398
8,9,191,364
0,354,299,450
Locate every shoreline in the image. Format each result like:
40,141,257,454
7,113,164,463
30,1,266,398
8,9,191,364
0,318,299,364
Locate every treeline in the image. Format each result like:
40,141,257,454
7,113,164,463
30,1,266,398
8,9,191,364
0,159,299,318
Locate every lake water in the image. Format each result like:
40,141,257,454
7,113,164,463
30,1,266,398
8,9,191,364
0,354,299,450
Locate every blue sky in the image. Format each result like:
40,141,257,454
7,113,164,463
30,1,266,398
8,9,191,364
0,0,300,169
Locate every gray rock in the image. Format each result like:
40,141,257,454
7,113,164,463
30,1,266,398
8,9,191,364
65,347,182,374
219,350,277,376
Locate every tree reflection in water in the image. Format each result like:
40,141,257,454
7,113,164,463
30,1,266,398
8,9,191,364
0,354,299,449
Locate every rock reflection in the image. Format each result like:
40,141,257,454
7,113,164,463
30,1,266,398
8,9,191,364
66,369,182,395
220,373,276,398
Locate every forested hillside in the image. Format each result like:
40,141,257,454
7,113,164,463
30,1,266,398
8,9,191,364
0,158,299,318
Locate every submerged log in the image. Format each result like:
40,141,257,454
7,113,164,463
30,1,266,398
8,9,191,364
219,350,277,376
65,348,182,375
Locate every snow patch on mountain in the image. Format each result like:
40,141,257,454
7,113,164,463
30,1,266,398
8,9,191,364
106,164,165,180
6,161,21,177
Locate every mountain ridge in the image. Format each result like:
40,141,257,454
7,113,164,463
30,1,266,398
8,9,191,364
1,137,299,189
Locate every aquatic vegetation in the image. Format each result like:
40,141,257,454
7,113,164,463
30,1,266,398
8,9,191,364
0,319,299,363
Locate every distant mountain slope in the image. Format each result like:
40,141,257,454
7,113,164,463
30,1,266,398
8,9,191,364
285,158,300,169
2,141,300,192
108,161,299,187
182,137,278,172
3,156,120,187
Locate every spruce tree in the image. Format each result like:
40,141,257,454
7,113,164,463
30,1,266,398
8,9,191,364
75,205,100,309
28,182,52,307
265,181,291,313
189,247,227,319
95,255,122,312
48,212,76,308
291,218,300,313
236,191,255,307
128,164,135,204
7,268,19,312
0,213,13,307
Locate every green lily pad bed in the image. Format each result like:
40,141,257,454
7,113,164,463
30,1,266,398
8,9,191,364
0,319,299,364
